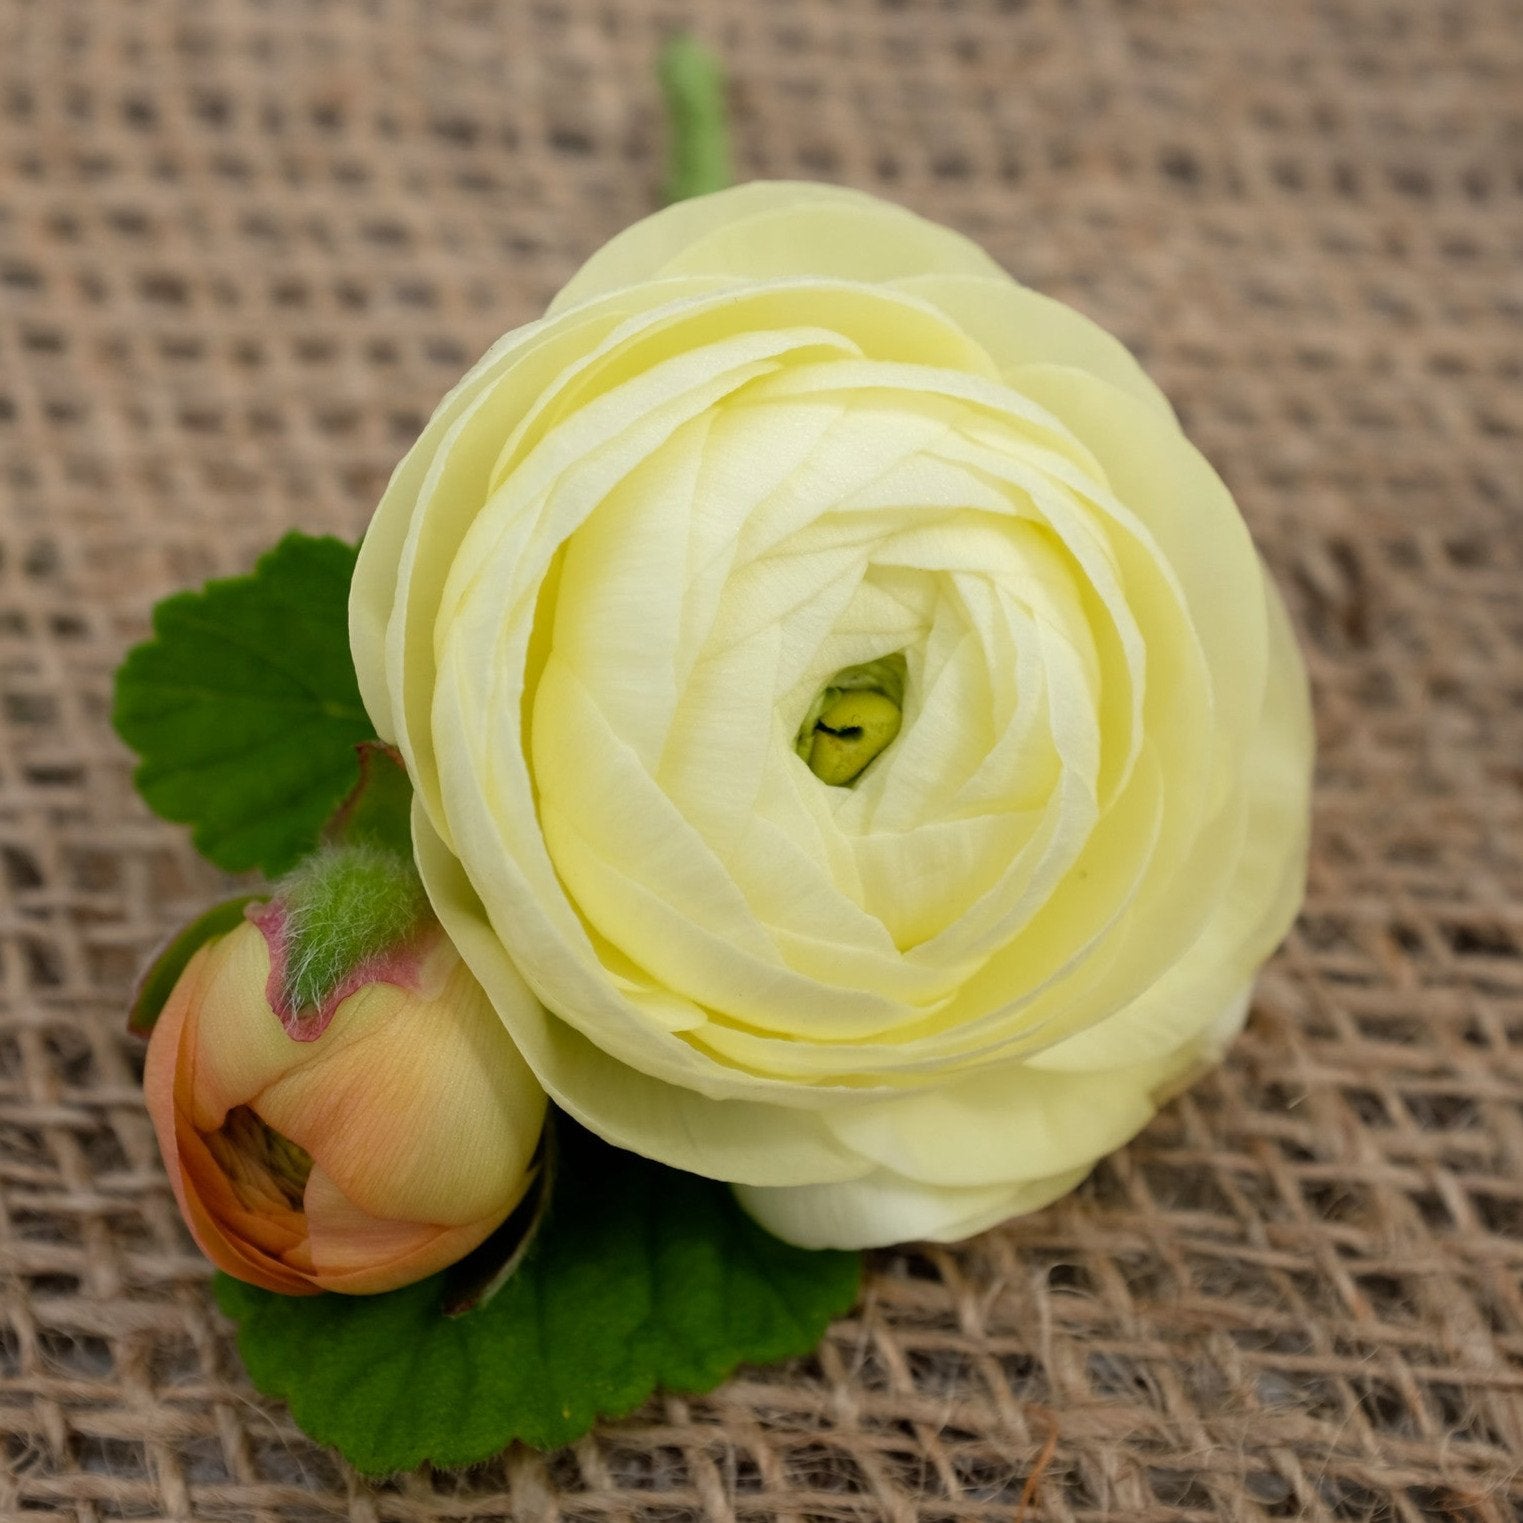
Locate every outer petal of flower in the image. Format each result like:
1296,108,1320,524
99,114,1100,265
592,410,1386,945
299,1166,500,1295
888,273,1176,420
737,988,1252,1249
173,921,300,1133
819,1061,1163,1190
1030,583,1311,1071
548,181,1002,313
736,1164,1091,1252
254,943,544,1228
144,953,315,1295
349,314,553,737
1011,365,1271,781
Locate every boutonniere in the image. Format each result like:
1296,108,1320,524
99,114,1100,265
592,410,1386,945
115,36,1311,1474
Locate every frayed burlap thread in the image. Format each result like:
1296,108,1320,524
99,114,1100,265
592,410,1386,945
2,1,1521,1519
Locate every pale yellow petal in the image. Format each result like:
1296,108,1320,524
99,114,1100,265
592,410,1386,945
1011,365,1270,782
549,182,1001,313
413,798,880,1184
736,1164,1090,1251
815,1050,1174,1191
1030,579,1311,1070
890,272,1175,420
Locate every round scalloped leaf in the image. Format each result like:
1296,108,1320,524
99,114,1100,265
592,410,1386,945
113,534,373,877
214,1120,861,1475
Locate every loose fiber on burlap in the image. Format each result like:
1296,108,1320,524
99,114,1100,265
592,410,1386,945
1,2,1521,1519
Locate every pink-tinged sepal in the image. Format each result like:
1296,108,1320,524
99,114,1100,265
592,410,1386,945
246,894,432,1043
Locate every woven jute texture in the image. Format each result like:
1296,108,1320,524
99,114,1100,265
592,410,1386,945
3,1,1522,1519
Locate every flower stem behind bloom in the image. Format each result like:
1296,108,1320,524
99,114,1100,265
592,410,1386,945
659,34,731,203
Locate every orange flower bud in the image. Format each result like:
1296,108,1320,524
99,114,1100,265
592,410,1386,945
144,917,546,1295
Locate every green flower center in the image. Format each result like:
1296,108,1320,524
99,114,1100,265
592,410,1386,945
796,653,907,787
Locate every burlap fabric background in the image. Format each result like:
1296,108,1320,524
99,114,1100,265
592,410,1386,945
2,1,1521,1519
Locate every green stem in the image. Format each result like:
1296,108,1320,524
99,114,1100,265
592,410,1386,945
659,34,732,203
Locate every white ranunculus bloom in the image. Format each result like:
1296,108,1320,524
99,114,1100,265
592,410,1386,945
351,182,1313,1249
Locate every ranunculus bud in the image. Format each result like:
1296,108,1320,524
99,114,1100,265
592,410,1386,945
143,868,546,1295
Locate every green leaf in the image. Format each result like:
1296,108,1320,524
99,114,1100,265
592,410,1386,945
129,895,264,1036
113,534,374,877
214,1120,861,1474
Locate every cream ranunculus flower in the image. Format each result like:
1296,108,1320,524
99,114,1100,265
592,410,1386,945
350,182,1313,1250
